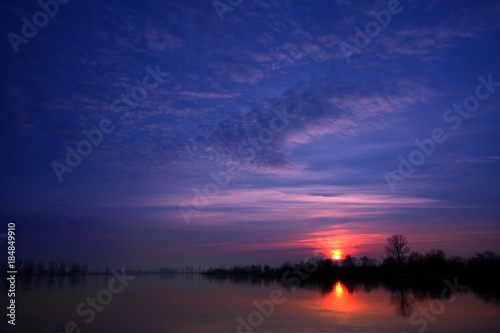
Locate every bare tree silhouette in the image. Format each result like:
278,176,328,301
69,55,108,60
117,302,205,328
58,261,67,276
23,259,35,276
81,264,88,276
36,261,46,276
47,261,58,276
69,263,81,277
384,234,410,264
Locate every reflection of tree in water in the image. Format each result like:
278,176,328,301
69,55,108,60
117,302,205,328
390,288,414,318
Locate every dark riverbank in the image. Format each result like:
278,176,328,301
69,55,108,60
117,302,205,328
201,251,500,304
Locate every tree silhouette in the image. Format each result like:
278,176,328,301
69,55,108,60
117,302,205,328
69,263,81,277
384,234,410,264
36,261,46,276
359,256,376,268
58,261,67,275
47,261,58,276
342,255,357,267
23,259,35,276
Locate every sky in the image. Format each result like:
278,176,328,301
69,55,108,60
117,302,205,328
1,0,500,270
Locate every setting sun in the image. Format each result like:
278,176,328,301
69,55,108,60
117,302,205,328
331,250,342,260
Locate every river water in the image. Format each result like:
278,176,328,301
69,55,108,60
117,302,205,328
1,274,499,332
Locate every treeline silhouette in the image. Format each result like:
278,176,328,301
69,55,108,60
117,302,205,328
203,248,500,284
202,248,500,304
0,258,202,277
159,266,201,274
201,248,500,309
0,258,110,277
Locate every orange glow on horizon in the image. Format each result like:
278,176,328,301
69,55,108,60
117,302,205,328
331,250,342,260
307,227,389,263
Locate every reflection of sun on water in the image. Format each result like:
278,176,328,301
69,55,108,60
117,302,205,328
319,281,363,314
334,281,344,297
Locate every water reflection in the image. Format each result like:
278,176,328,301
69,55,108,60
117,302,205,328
319,281,364,314
4,274,500,310
334,281,344,298
203,274,279,287
253,276,494,322
0,274,90,291
389,288,414,317
1,275,499,333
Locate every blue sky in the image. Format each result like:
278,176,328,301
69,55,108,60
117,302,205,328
1,0,500,269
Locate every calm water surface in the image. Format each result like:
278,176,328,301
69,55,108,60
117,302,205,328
1,274,499,332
